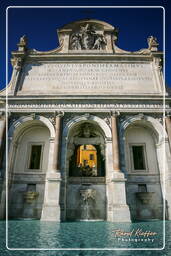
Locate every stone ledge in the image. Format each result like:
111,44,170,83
68,177,105,184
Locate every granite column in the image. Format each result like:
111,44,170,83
111,111,120,172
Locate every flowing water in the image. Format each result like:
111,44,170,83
80,188,96,221
0,220,171,256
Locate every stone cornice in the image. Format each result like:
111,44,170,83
11,50,163,62
1,95,165,100
5,102,167,113
25,53,156,61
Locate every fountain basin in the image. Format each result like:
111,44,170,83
23,191,39,203
136,192,155,204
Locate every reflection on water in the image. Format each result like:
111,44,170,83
0,220,171,256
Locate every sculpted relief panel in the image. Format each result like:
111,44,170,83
69,24,107,50
20,62,159,95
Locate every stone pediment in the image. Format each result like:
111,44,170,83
60,19,115,30
9,19,161,57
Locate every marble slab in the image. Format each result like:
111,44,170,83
19,62,161,95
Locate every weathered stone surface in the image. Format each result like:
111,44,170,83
19,62,160,95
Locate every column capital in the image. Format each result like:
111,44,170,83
49,137,55,143
111,110,120,117
137,113,146,120
30,113,37,120
54,111,64,118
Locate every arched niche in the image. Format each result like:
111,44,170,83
7,115,55,219
62,115,109,221
13,124,50,173
124,123,159,174
120,115,164,221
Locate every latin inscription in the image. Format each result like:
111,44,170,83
21,63,155,93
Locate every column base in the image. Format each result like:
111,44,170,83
46,171,61,180
41,204,61,221
41,171,61,221
111,171,131,222
112,204,131,222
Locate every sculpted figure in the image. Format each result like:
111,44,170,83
92,34,107,50
80,24,93,49
147,36,158,49
19,35,27,46
83,123,91,138
70,33,82,50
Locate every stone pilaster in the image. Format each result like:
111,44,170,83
10,57,23,94
10,36,28,94
110,111,131,222
41,112,64,221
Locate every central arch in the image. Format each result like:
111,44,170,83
61,114,112,221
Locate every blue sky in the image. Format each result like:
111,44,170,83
0,0,171,90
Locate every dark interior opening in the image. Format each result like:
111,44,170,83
132,145,145,170
29,145,42,169
69,144,105,177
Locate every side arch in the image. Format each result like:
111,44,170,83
8,115,55,141
120,114,166,145
120,114,166,221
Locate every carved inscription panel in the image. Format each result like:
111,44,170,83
20,62,159,94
